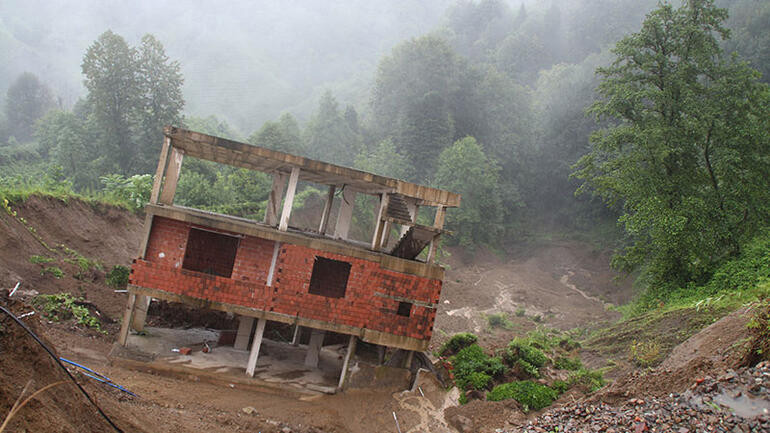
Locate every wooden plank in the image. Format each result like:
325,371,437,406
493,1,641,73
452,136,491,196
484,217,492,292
246,318,266,377
334,188,356,240
158,147,184,205
318,185,336,234
149,137,171,204
278,167,300,231
264,172,287,226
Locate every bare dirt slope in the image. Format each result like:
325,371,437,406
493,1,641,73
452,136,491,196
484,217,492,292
4,196,758,433
433,242,632,351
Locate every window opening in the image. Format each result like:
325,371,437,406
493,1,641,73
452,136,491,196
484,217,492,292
182,228,240,278
308,256,351,298
397,301,412,317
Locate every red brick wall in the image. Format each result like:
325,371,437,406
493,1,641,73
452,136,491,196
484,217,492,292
134,216,440,341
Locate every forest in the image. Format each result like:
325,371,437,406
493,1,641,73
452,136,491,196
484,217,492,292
1,0,768,312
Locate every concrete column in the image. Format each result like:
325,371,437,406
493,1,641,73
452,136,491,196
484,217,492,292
304,329,326,368
291,324,301,346
337,335,358,391
334,188,356,240
246,318,266,377
404,350,414,369
158,147,184,205
278,167,301,231
234,316,255,350
130,295,151,332
264,173,287,226
377,345,387,365
318,185,336,234
118,293,137,346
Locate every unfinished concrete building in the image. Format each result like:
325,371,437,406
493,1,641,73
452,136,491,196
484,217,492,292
118,126,460,389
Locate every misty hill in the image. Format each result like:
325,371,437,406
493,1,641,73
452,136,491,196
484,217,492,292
0,0,453,132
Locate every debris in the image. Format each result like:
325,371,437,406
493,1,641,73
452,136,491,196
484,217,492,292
179,347,192,355
9,282,20,297
393,411,402,433
113,289,128,293
18,311,34,319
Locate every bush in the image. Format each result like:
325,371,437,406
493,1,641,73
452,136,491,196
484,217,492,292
451,344,505,391
744,295,770,365
440,332,478,356
551,379,569,394
29,255,54,264
629,340,662,367
486,381,559,411
568,368,605,393
487,313,514,329
41,266,64,279
554,356,583,371
106,265,130,289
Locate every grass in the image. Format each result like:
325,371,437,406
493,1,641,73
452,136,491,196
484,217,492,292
487,312,514,329
40,266,64,279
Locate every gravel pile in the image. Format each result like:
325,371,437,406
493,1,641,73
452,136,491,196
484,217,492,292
512,361,770,433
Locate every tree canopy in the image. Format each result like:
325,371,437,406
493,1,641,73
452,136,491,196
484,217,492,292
574,0,770,288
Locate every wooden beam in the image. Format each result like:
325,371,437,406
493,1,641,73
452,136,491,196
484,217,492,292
264,172,287,226
149,137,171,204
334,188,356,240
318,185,336,234
118,293,137,346
337,335,358,391
158,147,184,205
246,318,266,377
278,167,300,231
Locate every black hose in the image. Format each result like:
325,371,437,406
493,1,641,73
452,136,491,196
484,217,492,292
0,305,123,432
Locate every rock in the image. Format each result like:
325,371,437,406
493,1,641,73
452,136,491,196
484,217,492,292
241,406,257,415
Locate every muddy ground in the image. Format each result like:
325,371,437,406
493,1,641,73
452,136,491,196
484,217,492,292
0,196,763,432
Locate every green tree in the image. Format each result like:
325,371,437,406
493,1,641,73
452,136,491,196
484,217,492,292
434,137,503,248
354,138,411,180
81,30,139,174
5,72,56,142
248,113,303,155
35,110,97,189
135,34,184,172
304,90,360,165
574,0,770,289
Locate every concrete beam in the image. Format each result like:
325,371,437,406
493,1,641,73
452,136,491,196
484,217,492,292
149,137,171,204
304,329,326,368
246,318,266,377
234,316,255,350
337,335,358,391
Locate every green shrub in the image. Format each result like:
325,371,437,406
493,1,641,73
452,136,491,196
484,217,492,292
554,356,583,371
451,344,505,391
440,332,478,356
32,293,103,332
29,255,54,264
514,359,540,377
551,379,569,394
487,313,514,329
486,381,558,411
106,265,130,289
506,339,548,367
515,307,526,317
41,266,64,279
568,368,605,393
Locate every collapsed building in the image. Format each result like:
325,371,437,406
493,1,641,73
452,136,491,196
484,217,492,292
118,126,460,390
